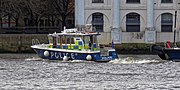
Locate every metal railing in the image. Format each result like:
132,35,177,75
0,26,62,34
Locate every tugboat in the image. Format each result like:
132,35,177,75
151,11,180,61
31,25,118,62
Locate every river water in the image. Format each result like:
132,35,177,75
0,54,180,90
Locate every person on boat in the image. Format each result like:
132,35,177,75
166,40,171,48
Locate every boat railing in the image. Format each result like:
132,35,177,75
32,39,40,45
39,44,49,48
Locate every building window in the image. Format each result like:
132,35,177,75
92,13,104,32
126,13,140,32
92,0,104,3
161,0,173,3
126,0,140,3
161,13,173,32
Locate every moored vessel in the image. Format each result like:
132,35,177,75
151,11,180,61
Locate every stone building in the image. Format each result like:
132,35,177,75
75,0,180,44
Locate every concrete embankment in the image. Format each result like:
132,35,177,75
0,34,154,54
0,34,48,53
115,43,154,54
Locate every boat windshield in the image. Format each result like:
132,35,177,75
48,36,53,44
48,34,99,51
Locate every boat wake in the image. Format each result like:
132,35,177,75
62,59,94,63
25,57,43,61
109,57,160,64
25,56,160,64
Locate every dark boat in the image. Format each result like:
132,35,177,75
151,44,180,61
151,11,180,61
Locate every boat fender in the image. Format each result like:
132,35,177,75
44,51,49,57
63,56,68,61
86,55,92,60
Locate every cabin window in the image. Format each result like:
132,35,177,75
92,35,98,51
93,35,98,44
84,36,90,49
71,38,75,44
67,37,71,44
48,36,53,44
126,13,140,32
161,13,173,32
56,37,60,44
66,37,75,44
62,36,66,44
84,36,90,44
53,37,57,45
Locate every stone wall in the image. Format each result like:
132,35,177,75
0,34,48,53
0,34,154,54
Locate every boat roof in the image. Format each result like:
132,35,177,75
48,28,100,36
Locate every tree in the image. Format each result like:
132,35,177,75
8,0,23,27
0,0,75,31
0,0,12,27
21,0,48,26
50,0,74,29
0,0,24,27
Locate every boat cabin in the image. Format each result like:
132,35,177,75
48,31,100,51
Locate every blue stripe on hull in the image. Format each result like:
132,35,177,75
34,48,102,61
33,48,118,62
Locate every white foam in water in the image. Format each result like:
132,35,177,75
25,57,43,61
109,57,159,64
70,60,93,63
24,57,159,64
70,60,85,62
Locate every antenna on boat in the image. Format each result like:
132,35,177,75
112,40,115,49
173,11,177,47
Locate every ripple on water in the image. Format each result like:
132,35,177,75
0,54,179,89
25,57,43,61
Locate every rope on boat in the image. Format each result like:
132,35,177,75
32,39,40,45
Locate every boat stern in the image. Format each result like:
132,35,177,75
108,49,118,59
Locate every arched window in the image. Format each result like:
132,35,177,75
92,13,104,32
126,13,140,32
161,13,173,32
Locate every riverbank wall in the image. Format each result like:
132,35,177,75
0,34,154,54
0,34,48,53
